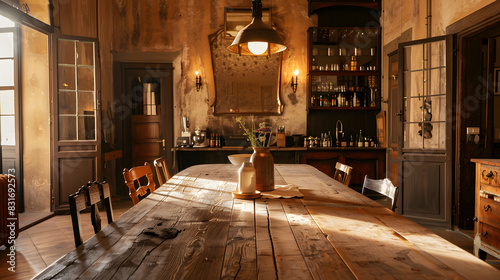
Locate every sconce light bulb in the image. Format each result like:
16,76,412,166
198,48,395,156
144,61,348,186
294,70,299,76
195,71,199,76
248,42,268,55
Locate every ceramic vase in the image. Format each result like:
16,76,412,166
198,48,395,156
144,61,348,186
250,147,274,192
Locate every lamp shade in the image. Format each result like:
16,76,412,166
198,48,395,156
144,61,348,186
227,1,286,56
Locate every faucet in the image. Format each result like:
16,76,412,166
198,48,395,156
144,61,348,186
336,120,343,145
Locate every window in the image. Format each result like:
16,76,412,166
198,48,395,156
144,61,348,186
0,14,15,146
57,39,96,140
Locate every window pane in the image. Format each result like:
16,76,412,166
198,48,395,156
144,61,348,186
0,115,15,145
78,91,95,115
423,122,445,149
0,90,14,115
427,40,446,69
77,42,94,66
404,44,423,71
0,59,14,86
404,123,422,149
0,15,14,28
58,91,76,115
77,66,94,90
58,40,75,65
59,116,77,140
426,95,446,123
58,65,75,90
0,32,14,58
78,116,95,140
429,68,446,96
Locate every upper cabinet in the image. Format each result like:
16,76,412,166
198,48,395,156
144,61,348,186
308,26,380,110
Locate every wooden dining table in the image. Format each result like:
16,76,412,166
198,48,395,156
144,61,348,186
34,164,499,279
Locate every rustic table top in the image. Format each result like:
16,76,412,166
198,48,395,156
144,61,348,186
34,164,499,279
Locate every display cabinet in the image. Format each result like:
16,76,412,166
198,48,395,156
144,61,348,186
308,27,380,111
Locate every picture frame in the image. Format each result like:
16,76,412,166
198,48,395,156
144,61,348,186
376,111,386,147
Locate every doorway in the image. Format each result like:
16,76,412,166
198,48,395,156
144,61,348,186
116,63,174,193
455,25,500,229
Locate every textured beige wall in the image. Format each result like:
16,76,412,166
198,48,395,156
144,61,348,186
21,26,51,212
102,0,314,138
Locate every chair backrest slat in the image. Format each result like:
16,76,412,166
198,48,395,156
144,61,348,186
69,181,114,248
361,175,399,211
154,157,171,186
333,162,353,186
123,162,156,205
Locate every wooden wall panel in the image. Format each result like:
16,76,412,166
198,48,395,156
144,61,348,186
56,0,97,38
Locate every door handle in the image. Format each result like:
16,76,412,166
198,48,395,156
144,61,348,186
156,139,166,147
395,110,403,121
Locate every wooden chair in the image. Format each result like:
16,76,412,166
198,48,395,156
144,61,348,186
69,181,114,248
333,162,353,186
361,175,399,211
123,162,156,205
154,157,171,185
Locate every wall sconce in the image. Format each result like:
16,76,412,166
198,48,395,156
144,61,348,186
291,70,299,93
195,71,202,92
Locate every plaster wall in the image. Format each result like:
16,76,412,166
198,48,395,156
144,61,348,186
21,26,51,212
101,0,314,140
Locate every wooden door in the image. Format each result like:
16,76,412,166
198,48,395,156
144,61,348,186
387,52,401,211
52,37,101,211
398,36,454,227
121,64,174,184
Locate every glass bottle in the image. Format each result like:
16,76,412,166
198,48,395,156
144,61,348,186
350,55,357,71
311,95,317,107
357,130,364,147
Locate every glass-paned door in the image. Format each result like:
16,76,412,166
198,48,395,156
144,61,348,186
403,39,447,150
53,37,100,211
398,35,453,226
58,39,96,141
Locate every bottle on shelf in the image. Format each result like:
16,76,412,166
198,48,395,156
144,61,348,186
340,132,347,147
311,95,318,107
350,55,357,71
357,130,364,147
352,92,358,108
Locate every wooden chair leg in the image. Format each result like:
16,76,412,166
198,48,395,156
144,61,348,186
90,204,102,234
69,197,83,248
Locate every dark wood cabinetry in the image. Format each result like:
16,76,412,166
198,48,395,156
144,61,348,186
175,147,385,190
306,3,382,144
299,148,385,189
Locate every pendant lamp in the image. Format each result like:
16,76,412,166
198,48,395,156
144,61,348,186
227,0,286,56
